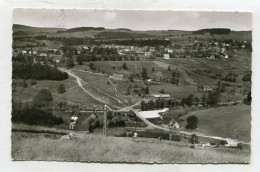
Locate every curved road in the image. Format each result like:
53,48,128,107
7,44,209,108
130,108,250,145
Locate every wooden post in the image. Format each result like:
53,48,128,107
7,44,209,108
103,105,107,136
169,125,172,141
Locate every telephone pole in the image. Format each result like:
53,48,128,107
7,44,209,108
103,105,107,136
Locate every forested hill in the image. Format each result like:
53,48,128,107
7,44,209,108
57,27,105,33
193,28,232,34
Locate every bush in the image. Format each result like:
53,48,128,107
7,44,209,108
12,109,63,126
242,73,251,82
189,134,199,144
186,115,198,129
32,89,53,109
30,79,37,86
22,80,28,88
88,124,94,133
57,83,66,94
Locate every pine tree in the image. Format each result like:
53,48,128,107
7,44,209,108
145,86,149,95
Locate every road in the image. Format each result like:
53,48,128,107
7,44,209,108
130,108,250,145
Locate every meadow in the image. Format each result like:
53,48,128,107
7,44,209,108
12,132,250,163
179,104,251,143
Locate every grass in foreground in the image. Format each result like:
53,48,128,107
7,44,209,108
12,132,250,163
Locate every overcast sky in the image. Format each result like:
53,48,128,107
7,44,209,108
13,9,252,31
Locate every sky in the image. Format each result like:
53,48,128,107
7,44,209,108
13,9,252,31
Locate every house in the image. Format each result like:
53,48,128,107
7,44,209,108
150,47,155,51
163,54,170,59
39,52,48,57
203,86,213,92
152,94,171,99
112,73,124,80
144,52,152,57
169,120,180,129
53,56,65,63
21,50,27,55
209,54,215,60
155,71,163,77
167,49,173,53
147,79,152,83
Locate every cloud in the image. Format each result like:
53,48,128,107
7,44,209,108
103,11,117,22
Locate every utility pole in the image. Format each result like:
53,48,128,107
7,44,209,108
103,105,107,136
169,123,173,141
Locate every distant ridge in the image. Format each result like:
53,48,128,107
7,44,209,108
57,27,105,33
115,28,132,31
13,24,65,33
193,28,232,34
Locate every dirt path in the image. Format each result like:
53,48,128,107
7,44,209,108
61,68,108,105
108,77,129,104
71,68,107,77
61,68,127,109
70,68,125,105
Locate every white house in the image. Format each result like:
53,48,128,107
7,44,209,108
163,54,170,59
144,52,152,57
152,94,171,99
167,49,173,53
112,73,124,80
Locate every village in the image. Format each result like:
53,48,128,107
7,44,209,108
11,24,252,163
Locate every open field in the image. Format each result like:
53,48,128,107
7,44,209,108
12,77,78,102
180,104,251,143
12,132,250,163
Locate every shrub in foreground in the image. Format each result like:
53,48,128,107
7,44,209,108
12,109,64,126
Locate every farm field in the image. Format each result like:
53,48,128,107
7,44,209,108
180,104,251,143
12,132,250,163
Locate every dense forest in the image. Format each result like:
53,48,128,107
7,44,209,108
12,61,68,80
46,37,171,47
193,28,232,34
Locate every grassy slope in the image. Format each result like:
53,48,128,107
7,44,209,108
12,132,250,163
13,77,78,102
180,104,251,142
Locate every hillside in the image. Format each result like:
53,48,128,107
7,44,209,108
12,132,250,163
180,104,251,142
12,24,252,41
13,24,66,33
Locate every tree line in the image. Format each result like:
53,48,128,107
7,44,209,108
13,62,69,80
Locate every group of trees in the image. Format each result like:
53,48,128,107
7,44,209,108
13,62,68,80
76,47,120,62
242,72,251,82
108,119,126,128
222,72,238,83
141,67,149,80
12,88,64,126
193,28,231,35
186,115,198,129
12,108,63,126
140,99,177,111
32,89,54,109
88,119,102,133
181,89,221,107
170,70,180,84
96,39,171,47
